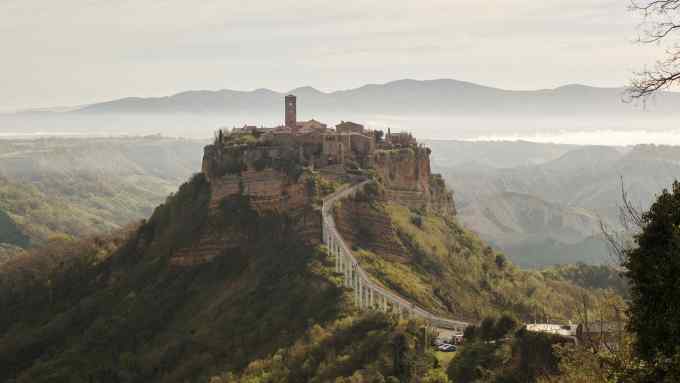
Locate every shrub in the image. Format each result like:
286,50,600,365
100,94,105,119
495,254,506,269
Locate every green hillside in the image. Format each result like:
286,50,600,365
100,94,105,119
0,137,203,248
0,208,29,247
338,197,618,323
0,172,626,382
0,174,448,382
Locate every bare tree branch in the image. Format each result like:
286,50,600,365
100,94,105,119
627,0,680,99
600,177,642,265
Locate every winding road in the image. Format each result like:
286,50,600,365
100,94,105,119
322,180,469,332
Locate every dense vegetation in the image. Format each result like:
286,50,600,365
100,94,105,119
625,181,680,361
458,181,680,382
540,263,628,298
0,141,640,382
344,199,621,322
0,172,456,382
211,314,450,383
0,137,202,249
0,174,350,382
0,208,30,247
447,316,567,383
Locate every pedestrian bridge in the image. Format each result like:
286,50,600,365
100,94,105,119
321,180,469,332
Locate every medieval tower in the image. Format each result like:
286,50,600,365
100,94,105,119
285,94,297,128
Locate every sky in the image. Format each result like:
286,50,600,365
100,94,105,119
0,0,664,111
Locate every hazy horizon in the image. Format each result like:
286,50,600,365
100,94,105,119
0,0,664,111
3,112,680,146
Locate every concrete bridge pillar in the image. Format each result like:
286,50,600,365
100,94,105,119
334,240,339,273
357,275,362,307
354,277,359,306
360,280,365,309
336,242,341,273
358,277,363,308
348,261,353,289
357,282,362,308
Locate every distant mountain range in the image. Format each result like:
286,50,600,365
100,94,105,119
18,79,680,117
431,141,680,267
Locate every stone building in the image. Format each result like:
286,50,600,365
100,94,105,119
285,94,296,128
385,130,416,147
217,94,396,169
336,121,365,134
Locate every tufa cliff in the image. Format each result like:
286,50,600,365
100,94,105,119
179,133,455,266
373,146,455,216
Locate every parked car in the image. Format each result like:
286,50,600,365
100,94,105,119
437,343,457,352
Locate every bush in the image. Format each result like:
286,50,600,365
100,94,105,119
493,314,519,339
495,254,507,269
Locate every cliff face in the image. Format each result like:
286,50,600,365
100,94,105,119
171,144,320,266
201,144,309,212
175,141,454,266
334,194,408,263
373,147,455,214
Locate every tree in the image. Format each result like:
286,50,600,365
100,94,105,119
493,314,518,340
478,317,496,340
628,1,680,99
623,181,680,360
494,254,506,270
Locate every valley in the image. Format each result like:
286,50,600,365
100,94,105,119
6,0,680,380
0,97,627,382
0,136,204,263
429,140,680,267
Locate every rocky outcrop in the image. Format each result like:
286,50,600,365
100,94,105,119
170,143,320,266
171,139,454,266
208,169,309,213
171,231,237,267
373,147,455,215
429,174,456,216
201,143,311,213
333,196,409,263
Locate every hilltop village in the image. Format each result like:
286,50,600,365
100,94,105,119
173,95,454,266
201,95,453,215
207,94,416,171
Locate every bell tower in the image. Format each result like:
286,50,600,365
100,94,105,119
285,94,296,128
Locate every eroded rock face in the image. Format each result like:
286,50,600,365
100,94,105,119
173,140,454,266
373,147,455,214
202,144,311,213
429,174,456,216
333,197,408,262
171,144,319,266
